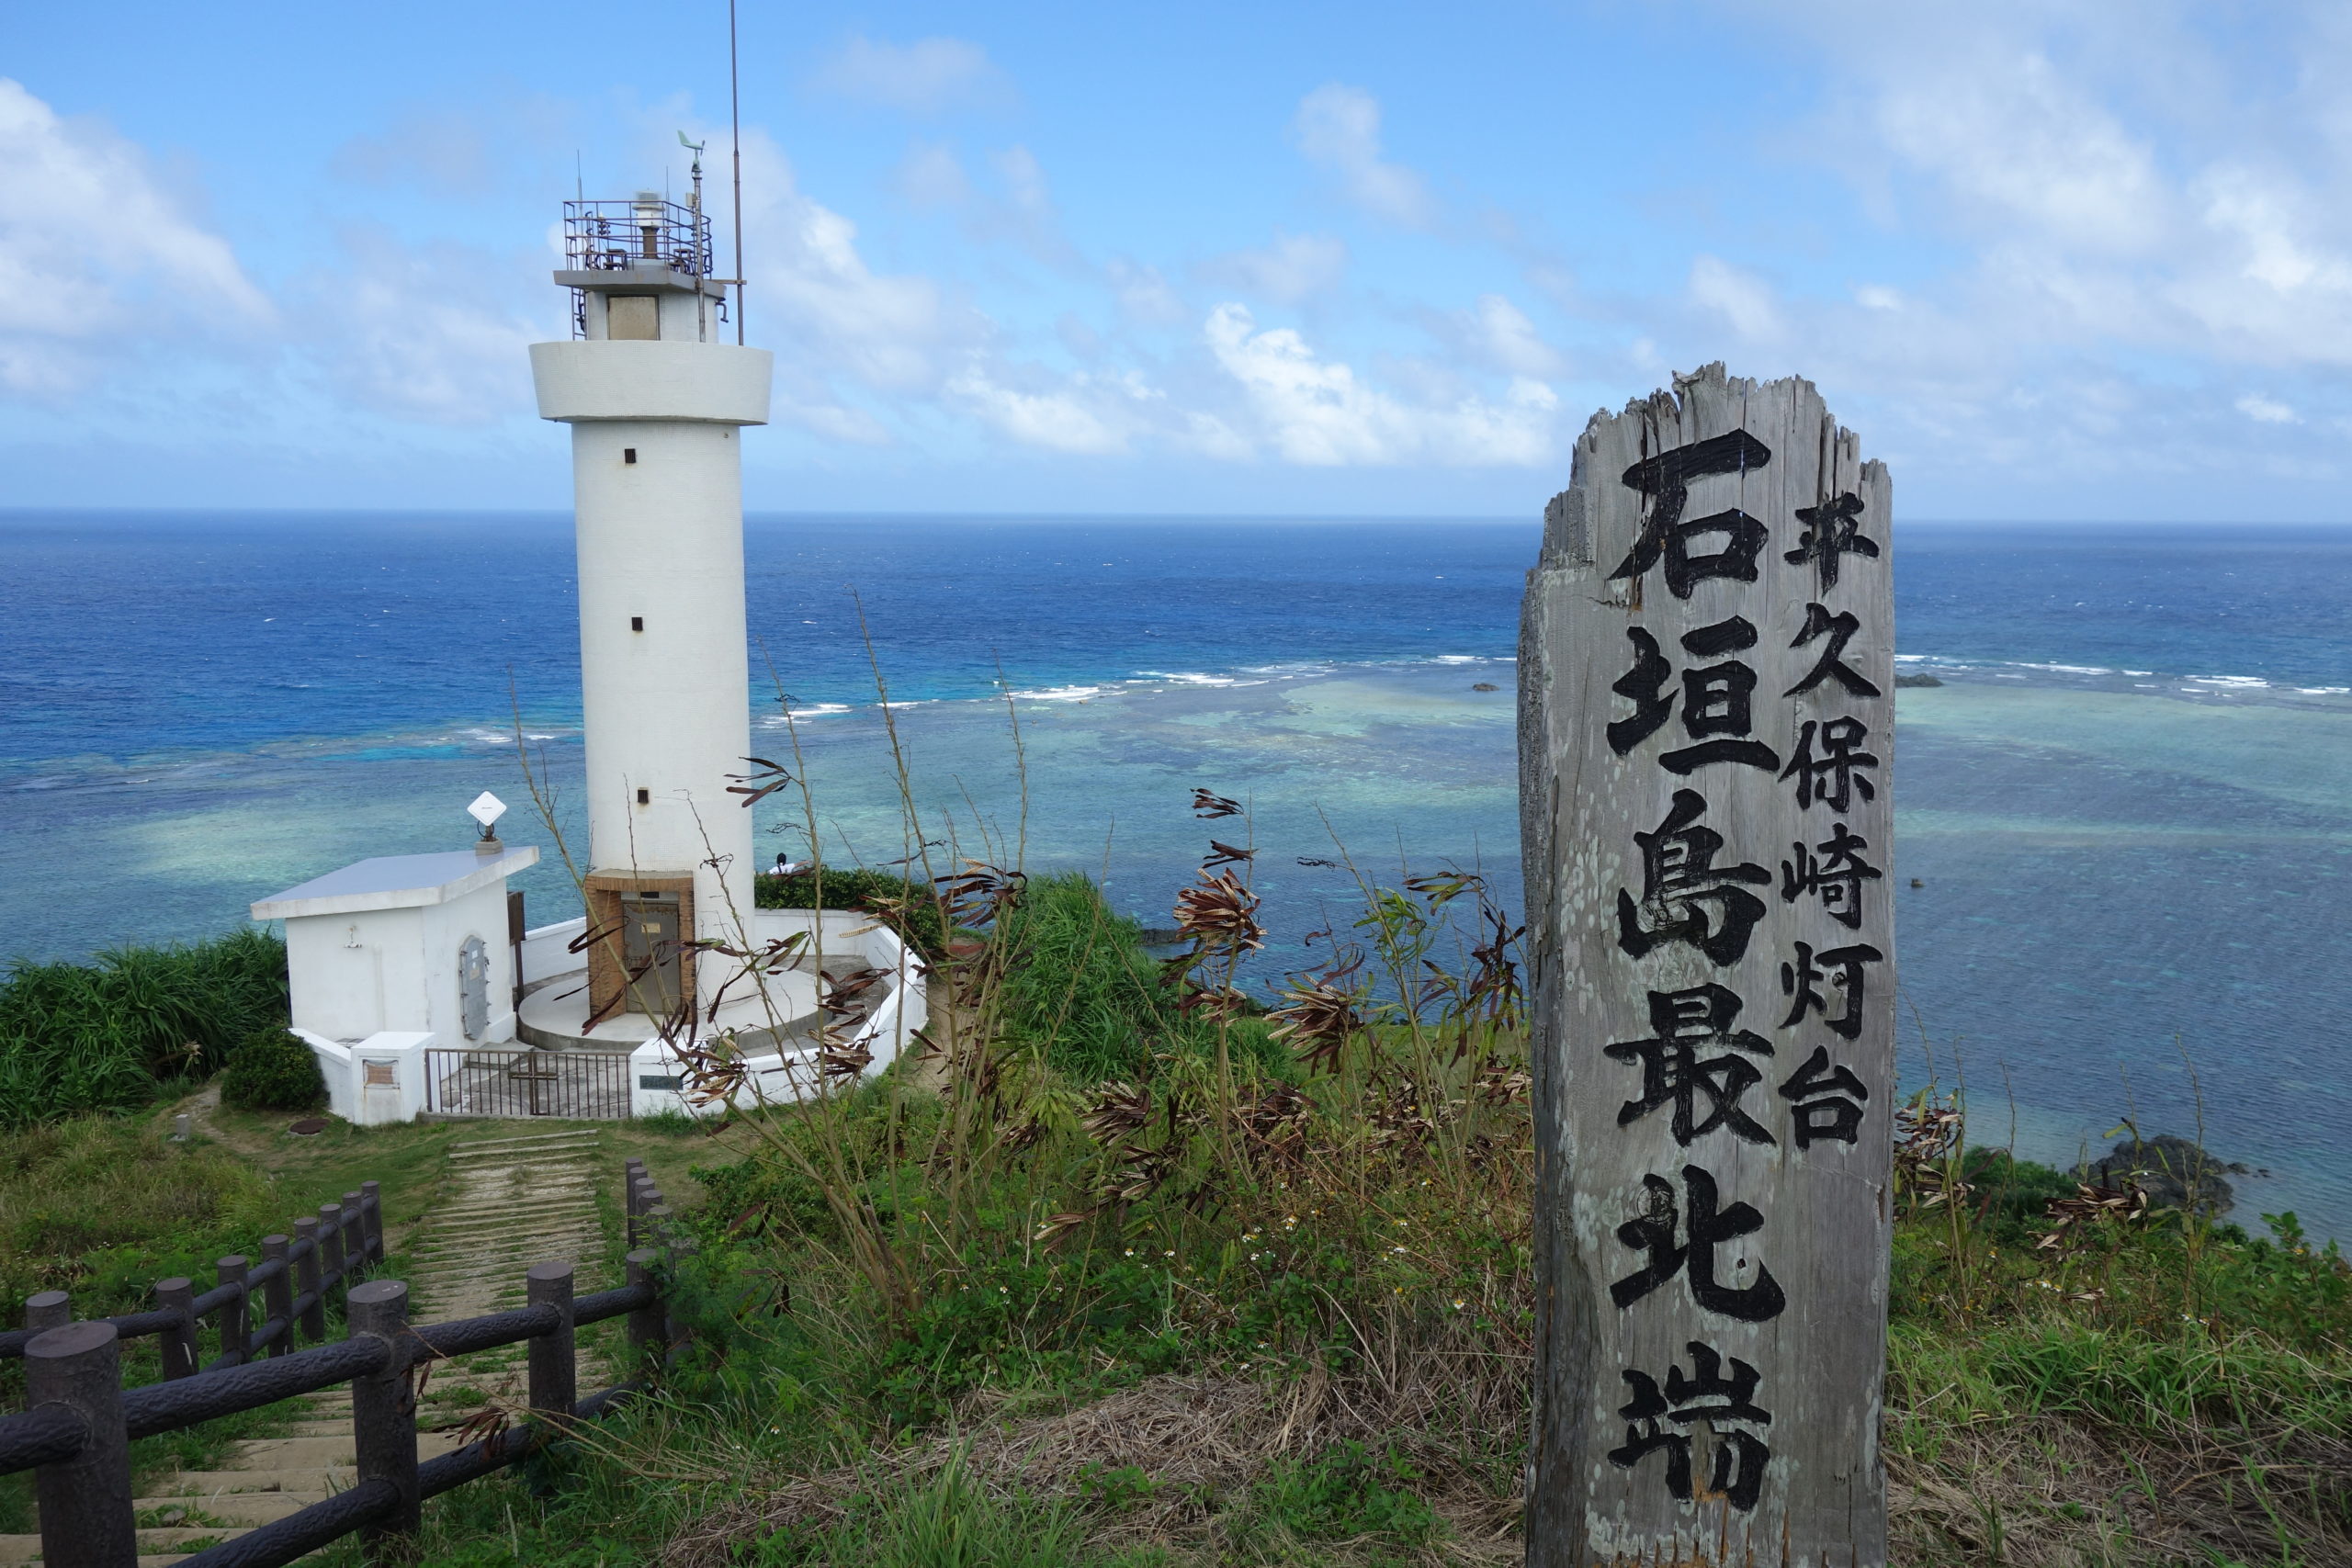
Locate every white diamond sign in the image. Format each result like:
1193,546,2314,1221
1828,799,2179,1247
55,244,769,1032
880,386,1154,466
467,791,508,829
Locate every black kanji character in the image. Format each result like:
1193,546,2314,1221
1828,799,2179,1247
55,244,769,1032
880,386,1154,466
1784,602,1882,698
1778,1044,1870,1147
1608,628,1674,755
1780,941,1884,1040
1779,821,1883,930
1784,491,1879,590
1606,985,1775,1147
1616,790,1770,966
1610,432,1774,600
1780,716,1880,813
1610,1165,1786,1322
1610,1342,1773,1511
1606,620,1781,774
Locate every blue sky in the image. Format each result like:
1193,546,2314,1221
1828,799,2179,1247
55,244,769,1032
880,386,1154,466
8,0,2352,519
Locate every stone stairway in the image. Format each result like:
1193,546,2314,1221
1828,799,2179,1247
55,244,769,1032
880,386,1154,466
2,1129,619,1566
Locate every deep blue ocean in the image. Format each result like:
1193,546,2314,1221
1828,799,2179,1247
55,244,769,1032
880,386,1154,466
4,513,2348,1239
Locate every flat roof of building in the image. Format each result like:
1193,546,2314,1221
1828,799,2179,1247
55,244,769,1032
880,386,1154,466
252,846,540,920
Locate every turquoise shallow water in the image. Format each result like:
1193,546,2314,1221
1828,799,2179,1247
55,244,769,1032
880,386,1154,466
3,513,2348,1239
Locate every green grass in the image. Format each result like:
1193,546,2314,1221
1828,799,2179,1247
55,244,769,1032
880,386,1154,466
994,871,1284,1083
1,879,2344,1566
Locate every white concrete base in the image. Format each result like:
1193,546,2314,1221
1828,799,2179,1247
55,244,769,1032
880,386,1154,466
514,966,821,1051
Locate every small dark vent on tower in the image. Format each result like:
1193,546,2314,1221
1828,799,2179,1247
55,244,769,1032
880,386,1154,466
623,448,638,464
630,616,644,632
636,788,650,806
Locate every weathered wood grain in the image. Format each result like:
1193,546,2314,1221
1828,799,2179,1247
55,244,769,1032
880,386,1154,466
1521,364,1894,1567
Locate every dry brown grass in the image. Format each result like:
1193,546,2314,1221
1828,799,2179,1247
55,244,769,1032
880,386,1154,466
660,1355,2350,1568
666,1337,1532,1567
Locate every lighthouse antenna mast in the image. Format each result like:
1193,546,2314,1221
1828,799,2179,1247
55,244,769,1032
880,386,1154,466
729,0,745,345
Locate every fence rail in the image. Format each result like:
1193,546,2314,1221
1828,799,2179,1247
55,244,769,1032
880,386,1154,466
6,1162,687,1568
1,1185,383,1376
424,1047,633,1120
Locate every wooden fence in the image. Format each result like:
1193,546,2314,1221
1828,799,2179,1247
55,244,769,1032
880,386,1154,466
0,1184,386,1381
0,1161,685,1568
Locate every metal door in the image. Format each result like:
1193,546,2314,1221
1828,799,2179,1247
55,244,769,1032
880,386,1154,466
620,894,683,1014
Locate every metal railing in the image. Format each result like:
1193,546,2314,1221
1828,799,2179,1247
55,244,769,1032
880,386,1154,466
424,1047,634,1120
4,1163,689,1568
561,197,713,277
1,1186,384,1380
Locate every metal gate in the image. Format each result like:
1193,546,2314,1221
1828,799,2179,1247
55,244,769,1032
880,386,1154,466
424,1048,633,1120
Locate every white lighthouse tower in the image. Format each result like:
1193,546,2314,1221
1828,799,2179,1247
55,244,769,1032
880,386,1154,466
528,182,771,1027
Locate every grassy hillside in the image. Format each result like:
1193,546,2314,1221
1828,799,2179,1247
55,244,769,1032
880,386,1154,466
5,872,2343,1566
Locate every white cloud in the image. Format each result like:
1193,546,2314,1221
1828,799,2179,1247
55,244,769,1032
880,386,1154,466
2236,392,2299,423
0,78,268,395
1464,293,1560,376
1204,303,1556,466
1873,50,2165,254
1293,85,1436,229
946,365,1136,454
810,35,1010,115
894,141,1071,263
734,131,974,395
1106,258,1187,327
300,229,540,424
1689,255,1784,344
896,142,971,209
1200,231,1349,304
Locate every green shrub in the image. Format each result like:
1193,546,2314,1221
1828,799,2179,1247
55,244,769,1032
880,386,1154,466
218,1030,324,1112
0,931,288,1126
996,872,1285,1084
755,868,949,957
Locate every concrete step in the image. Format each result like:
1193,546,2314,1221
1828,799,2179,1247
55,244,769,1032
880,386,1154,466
0,1529,247,1565
449,1131,606,1154
164,1466,353,1494
130,1494,326,1525
401,1213,597,1241
0,1538,252,1568
213,1430,469,1470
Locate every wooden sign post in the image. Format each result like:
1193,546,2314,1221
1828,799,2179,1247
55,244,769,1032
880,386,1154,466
1520,365,1894,1565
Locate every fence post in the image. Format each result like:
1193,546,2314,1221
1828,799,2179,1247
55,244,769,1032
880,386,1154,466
348,1280,420,1552
361,1180,385,1263
293,1217,325,1344
623,1160,646,1246
214,1256,249,1368
153,1279,198,1381
259,1235,293,1358
526,1262,576,1419
24,1291,70,1335
28,1321,135,1568
624,1249,662,1373
632,1179,661,1248
319,1202,347,1303
340,1192,367,1276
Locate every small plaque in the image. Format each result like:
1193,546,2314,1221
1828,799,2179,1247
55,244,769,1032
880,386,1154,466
638,1074,681,1091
